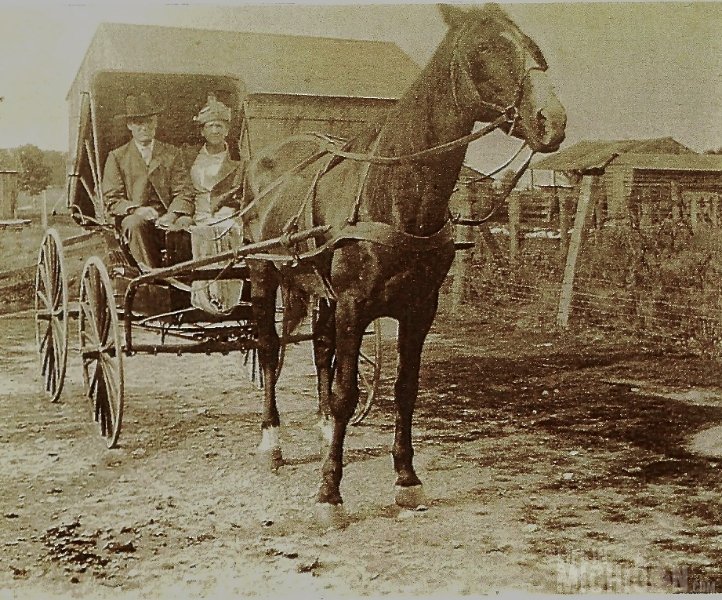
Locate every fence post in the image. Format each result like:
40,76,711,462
478,222,503,265
451,188,480,310
41,189,48,230
508,193,521,264
556,176,595,328
558,188,570,267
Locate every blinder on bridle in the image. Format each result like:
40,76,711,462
449,22,547,137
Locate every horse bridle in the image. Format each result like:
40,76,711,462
450,23,547,138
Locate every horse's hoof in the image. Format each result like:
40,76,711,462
256,447,283,471
314,502,348,529
395,484,426,508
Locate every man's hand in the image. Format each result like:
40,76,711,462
168,215,194,231
156,212,178,228
134,206,160,222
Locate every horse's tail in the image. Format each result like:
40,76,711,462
281,284,309,336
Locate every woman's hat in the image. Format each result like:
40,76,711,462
116,93,164,120
194,93,232,124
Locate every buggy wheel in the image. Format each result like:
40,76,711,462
350,318,383,425
35,229,69,403
78,257,124,448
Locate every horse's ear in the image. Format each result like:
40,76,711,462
438,4,468,29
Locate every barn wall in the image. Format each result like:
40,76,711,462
604,165,634,225
243,94,395,155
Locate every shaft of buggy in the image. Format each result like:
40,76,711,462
123,225,331,353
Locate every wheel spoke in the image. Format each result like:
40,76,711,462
39,255,53,306
358,366,372,392
99,354,119,420
80,298,103,347
88,362,100,398
36,288,52,312
41,341,52,378
48,352,57,393
359,349,376,368
38,323,51,355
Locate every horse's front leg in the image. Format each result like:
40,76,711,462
313,297,336,445
392,296,438,507
249,262,283,470
316,302,364,521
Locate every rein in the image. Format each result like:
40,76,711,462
313,111,511,165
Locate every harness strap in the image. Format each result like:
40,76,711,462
334,220,455,252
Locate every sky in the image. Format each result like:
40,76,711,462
0,0,720,172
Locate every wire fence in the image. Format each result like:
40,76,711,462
450,223,722,359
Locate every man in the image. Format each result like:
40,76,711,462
102,92,194,269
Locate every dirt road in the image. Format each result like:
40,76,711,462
1,309,721,597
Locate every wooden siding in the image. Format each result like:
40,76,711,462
0,171,19,220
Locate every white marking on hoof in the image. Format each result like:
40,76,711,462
314,502,347,529
257,427,283,470
317,418,333,445
258,426,281,453
395,484,426,508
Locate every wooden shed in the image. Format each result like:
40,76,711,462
0,170,19,220
528,138,705,227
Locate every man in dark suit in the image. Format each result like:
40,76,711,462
102,93,193,268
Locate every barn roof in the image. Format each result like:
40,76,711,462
610,153,722,171
69,22,420,100
531,138,694,172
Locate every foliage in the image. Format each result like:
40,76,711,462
16,145,52,196
0,147,66,188
0,148,19,170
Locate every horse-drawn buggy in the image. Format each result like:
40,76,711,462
35,22,420,447
36,6,566,516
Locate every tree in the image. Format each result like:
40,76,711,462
17,144,51,196
0,148,18,170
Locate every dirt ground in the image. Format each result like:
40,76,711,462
1,305,722,598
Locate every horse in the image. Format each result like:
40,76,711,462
241,3,566,520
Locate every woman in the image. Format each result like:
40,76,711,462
184,93,247,314
170,93,245,227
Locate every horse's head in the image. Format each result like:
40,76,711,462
440,3,566,153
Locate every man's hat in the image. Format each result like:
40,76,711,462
194,93,232,125
116,93,164,120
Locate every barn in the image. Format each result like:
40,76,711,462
528,138,722,229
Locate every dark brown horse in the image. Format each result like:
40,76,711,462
242,3,566,519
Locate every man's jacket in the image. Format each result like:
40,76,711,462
102,140,194,217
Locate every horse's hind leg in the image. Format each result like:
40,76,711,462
392,297,438,507
248,261,283,470
313,297,336,445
